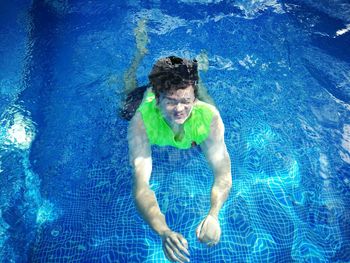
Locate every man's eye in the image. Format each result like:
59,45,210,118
166,100,191,105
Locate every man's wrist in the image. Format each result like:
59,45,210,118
158,228,172,237
208,209,219,219
208,207,219,218
149,213,172,236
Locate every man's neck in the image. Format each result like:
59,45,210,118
171,123,184,133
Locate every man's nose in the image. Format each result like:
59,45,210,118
175,103,185,112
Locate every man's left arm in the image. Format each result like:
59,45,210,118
202,111,232,218
196,111,232,246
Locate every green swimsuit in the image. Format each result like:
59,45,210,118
137,90,215,149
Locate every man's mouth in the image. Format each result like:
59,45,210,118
174,113,185,119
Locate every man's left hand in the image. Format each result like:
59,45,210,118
196,214,221,246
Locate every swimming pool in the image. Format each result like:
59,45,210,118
1,0,350,262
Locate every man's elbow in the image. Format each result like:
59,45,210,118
224,154,232,189
133,183,152,201
215,173,232,191
215,157,232,189
220,159,232,190
133,188,146,210
223,176,232,190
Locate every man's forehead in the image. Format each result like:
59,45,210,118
163,86,194,98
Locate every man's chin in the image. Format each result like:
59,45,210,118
173,117,187,124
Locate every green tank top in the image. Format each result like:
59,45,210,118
137,90,215,149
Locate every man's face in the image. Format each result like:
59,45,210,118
157,85,196,126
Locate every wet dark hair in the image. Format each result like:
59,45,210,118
148,56,199,99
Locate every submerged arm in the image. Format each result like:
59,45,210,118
128,112,190,262
128,112,170,235
200,112,232,218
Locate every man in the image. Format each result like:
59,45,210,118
127,56,232,263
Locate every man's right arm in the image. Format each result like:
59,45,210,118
128,111,171,236
128,111,190,263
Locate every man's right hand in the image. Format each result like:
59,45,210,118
160,230,190,262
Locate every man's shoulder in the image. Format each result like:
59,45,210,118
129,111,145,132
195,99,218,112
195,99,220,120
195,100,225,139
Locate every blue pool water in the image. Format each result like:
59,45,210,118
1,0,350,262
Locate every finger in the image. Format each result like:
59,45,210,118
216,225,222,241
196,220,204,239
199,218,209,240
168,238,190,262
175,236,190,257
215,231,221,243
206,239,216,247
164,242,182,262
163,246,173,262
164,240,181,262
174,251,190,263
179,235,189,249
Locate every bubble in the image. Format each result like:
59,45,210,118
51,230,59,237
